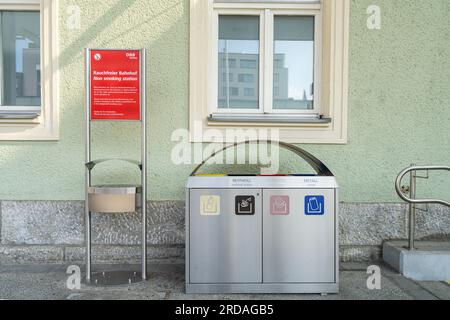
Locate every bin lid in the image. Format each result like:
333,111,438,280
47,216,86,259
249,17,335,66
187,176,338,189
88,185,141,195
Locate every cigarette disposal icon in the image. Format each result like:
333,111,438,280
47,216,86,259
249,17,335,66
236,196,255,215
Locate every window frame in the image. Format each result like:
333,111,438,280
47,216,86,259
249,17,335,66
0,6,41,116
213,8,322,116
191,0,350,144
213,9,264,114
0,0,59,141
264,9,322,115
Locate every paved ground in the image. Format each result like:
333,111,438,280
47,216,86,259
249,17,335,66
0,262,448,300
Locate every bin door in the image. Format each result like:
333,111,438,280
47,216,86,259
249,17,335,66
263,189,336,283
189,189,262,284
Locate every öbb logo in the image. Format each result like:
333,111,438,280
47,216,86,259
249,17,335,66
126,52,137,59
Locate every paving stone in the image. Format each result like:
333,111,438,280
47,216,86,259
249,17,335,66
0,264,419,300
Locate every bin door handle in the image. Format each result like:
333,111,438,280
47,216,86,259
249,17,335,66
190,140,333,177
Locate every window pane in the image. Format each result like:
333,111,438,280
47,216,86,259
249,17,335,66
244,88,254,97
273,16,314,111
1,11,41,107
238,74,254,83
218,15,259,109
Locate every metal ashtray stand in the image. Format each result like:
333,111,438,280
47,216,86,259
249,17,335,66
84,49,147,286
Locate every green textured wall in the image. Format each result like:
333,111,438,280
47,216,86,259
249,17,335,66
0,0,449,202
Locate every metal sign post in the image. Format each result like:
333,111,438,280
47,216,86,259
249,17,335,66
85,49,147,285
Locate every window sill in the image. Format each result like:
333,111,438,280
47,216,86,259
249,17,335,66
192,113,344,143
0,112,41,120
208,114,332,126
0,110,41,125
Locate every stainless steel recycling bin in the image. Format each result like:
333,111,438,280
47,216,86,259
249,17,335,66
185,141,339,294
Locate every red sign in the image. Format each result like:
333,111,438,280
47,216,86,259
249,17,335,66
90,50,141,121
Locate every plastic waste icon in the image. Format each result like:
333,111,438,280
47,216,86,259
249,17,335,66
305,196,325,215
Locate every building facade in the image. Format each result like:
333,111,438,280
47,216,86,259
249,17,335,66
0,0,449,264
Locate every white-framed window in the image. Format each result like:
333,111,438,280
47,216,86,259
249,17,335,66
0,0,58,141
190,0,350,144
214,9,321,116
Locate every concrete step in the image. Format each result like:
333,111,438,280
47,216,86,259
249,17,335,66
383,241,450,281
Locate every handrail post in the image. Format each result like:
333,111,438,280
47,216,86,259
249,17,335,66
408,164,416,250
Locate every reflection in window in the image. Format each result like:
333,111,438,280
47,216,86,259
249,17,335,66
218,15,259,109
238,74,254,83
274,87,280,97
273,16,314,111
240,59,257,69
244,88,255,97
222,73,233,82
1,11,41,107
274,73,280,82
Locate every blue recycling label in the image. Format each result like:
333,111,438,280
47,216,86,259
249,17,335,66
305,196,325,215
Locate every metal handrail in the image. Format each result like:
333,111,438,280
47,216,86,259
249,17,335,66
395,165,450,250
395,166,450,207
